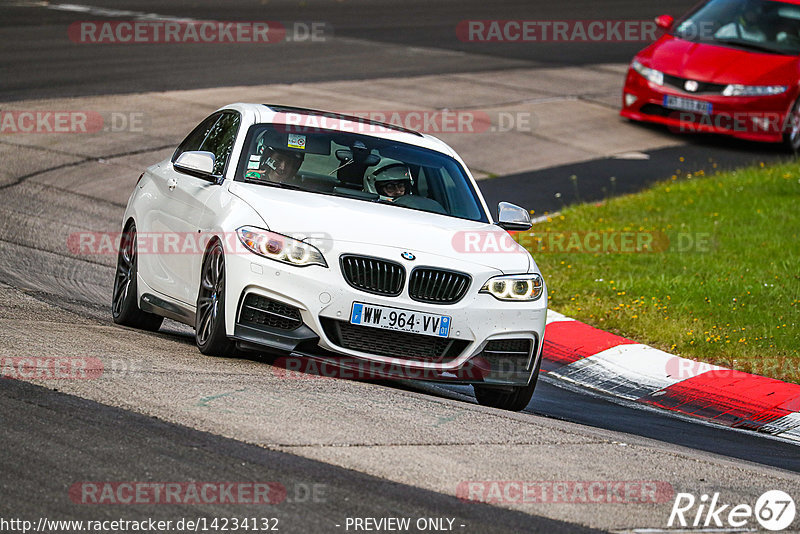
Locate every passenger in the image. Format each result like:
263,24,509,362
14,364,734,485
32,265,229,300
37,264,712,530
368,164,413,201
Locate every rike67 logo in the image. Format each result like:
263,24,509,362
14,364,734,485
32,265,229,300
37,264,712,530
668,490,796,531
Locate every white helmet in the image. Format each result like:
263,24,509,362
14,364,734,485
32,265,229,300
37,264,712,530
366,164,413,201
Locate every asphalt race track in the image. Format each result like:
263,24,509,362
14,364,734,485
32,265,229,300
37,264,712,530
1,1,799,533
2,0,700,100
0,378,597,534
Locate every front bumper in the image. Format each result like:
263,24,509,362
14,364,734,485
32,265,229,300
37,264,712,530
223,244,547,386
620,68,794,143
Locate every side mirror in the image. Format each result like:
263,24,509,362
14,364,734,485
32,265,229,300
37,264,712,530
655,15,674,31
497,202,532,231
174,151,215,176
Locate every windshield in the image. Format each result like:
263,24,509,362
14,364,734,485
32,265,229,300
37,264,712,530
234,123,488,223
674,0,800,55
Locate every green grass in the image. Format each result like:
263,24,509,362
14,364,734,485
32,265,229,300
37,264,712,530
517,161,800,382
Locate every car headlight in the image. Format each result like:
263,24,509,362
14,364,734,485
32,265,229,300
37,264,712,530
631,59,664,86
481,274,544,301
722,84,788,97
236,226,327,268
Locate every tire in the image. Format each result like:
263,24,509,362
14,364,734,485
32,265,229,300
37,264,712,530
783,97,800,154
111,224,164,331
473,356,541,411
195,241,237,357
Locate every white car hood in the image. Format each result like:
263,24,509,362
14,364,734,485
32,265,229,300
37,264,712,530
227,182,532,273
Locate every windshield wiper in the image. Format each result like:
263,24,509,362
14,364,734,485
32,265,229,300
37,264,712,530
712,37,788,55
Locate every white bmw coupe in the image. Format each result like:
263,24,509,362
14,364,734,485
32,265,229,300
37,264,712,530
113,104,547,411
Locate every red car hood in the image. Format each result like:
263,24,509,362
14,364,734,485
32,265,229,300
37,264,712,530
639,36,798,85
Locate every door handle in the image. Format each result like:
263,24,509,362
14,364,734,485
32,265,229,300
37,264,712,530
167,177,178,191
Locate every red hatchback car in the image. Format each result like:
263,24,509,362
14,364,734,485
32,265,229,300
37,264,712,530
621,0,800,150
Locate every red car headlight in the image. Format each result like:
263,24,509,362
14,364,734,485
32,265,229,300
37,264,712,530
721,84,789,97
631,59,665,86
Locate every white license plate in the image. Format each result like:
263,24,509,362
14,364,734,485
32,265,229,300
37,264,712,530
663,95,713,114
350,302,451,338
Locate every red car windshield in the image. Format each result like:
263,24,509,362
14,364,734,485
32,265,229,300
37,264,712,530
674,0,800,55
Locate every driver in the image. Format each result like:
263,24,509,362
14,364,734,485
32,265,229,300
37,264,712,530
715,1,767,41
247,146,304,183
367,164,413,201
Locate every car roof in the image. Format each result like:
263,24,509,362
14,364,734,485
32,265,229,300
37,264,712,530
265,104,425,137
218,103,463,160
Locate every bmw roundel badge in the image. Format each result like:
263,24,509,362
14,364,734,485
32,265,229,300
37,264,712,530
401,252,416,261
